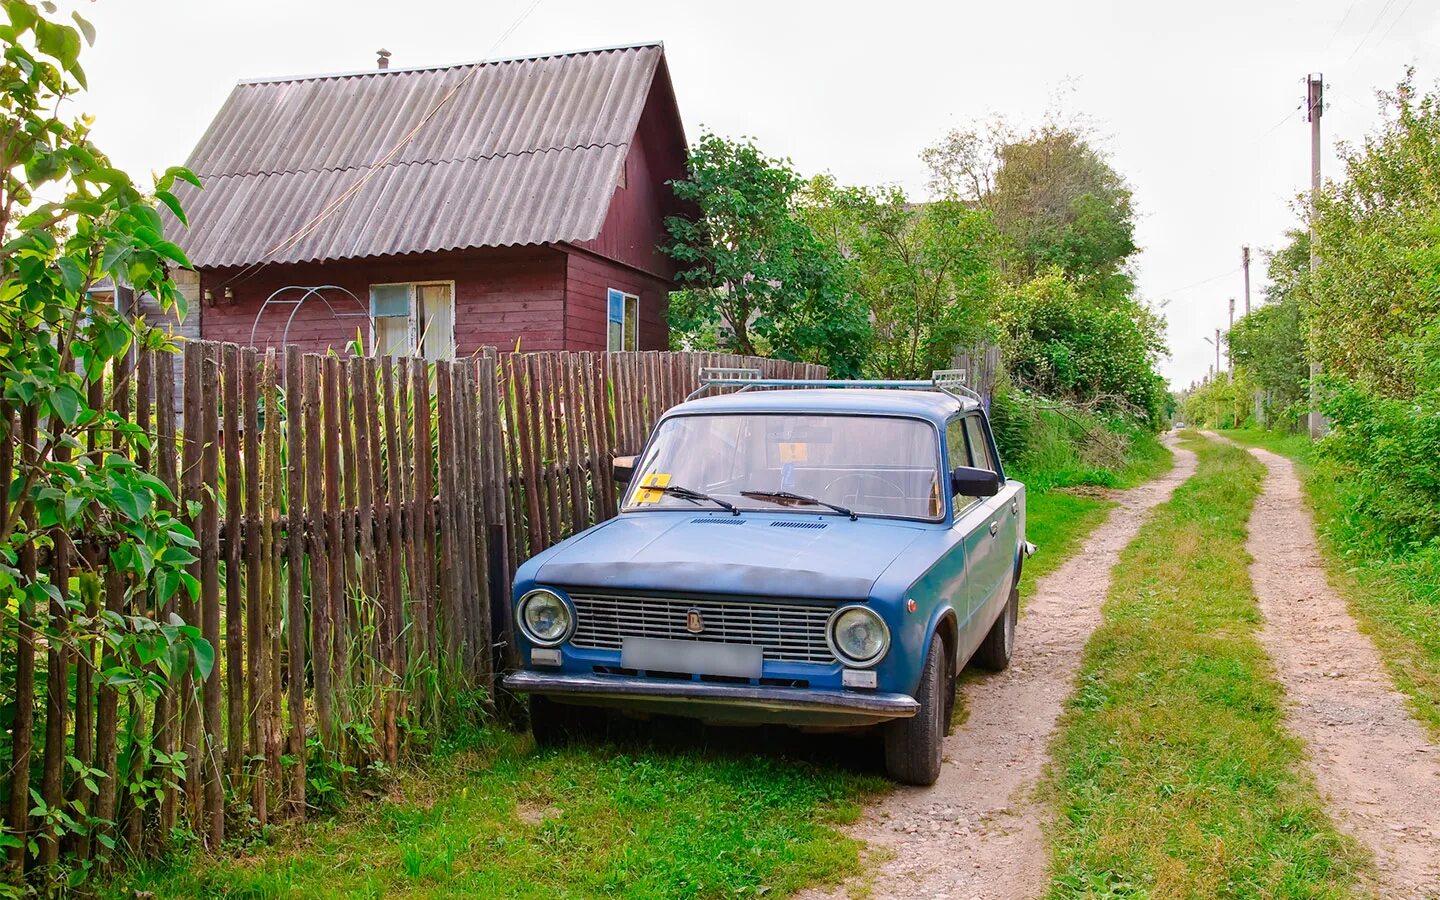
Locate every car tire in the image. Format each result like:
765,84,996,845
883,637,944,786
529,695,600,747
973,584,1019,672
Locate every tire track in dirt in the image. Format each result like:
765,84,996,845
801,436,1197,900
1207,434,1440,898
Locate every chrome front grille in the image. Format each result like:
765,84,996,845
568,592,836,664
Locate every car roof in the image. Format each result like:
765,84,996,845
667,388,977,427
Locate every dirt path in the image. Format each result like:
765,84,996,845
802,437,1197,900
1206,433,1440,898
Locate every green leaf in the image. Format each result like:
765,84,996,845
188,634,215,680
70,11,93,45
56,255,85,293
48,382,83,426
155,190,186,227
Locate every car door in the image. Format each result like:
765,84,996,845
965,414,1022,607
960,414,1010,622
945,416,994,632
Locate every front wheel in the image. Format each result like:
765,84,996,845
883,637,945,785
972,584,1019,672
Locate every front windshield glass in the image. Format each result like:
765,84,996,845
624,414,943,520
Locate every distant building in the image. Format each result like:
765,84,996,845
165,42,688,357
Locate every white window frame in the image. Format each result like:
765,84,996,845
369,280,456,359
606,287,639,352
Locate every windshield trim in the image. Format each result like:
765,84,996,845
620,411,947,524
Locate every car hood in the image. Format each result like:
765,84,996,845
534,513,925,601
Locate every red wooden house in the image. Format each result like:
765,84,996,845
167,42,687,357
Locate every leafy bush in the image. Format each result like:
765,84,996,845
1318,326,1440,551
992,389,1163,493
998,270,1167,428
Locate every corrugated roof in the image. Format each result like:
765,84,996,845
170,42,665,269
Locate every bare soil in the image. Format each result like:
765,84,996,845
801,437,1197,900
1210,435,1440,898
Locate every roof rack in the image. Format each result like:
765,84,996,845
686,367,984,404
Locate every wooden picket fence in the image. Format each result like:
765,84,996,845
0,341,824,871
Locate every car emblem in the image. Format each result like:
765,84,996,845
686,608,705,634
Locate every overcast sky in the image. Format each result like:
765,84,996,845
72,0,1440,388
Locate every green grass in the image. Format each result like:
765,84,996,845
1223,427,1440,740
1044,434,1371,898
123,728,885,899
1014,431,1173,599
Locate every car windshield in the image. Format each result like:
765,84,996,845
624,413,943,520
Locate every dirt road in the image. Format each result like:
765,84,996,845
802,437,1197,900
1209,435,1440,898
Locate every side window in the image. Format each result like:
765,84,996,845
606,288,639,351
945,417,968,471
370,282,456,359
963,416,995,473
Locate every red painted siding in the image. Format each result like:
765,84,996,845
573,58,687,282
199,245,568,354
564,249,671,351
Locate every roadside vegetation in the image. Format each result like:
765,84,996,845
1044,435,1370,897
1182,74,1440,740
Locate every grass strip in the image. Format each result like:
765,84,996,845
1224,427,1440,741
1014,432,1173,599
1045,434,1370,898
124,728,884,899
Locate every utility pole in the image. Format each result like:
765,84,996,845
1227,298,1235,370
1307,73,1325,438
1241,246,1251,314
1215,327,1222,375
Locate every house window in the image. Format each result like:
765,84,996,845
369,281,455,359
606,288,639,352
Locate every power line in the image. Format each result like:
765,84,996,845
1374,0,1419,50
1347,0,1400,61
1326,0,1362,48
1152,266,1241,300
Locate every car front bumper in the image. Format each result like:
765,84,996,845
503,670,919,728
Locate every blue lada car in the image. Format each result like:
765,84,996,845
502,371,1028,785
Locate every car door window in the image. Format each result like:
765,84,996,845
946,418,969,472
963,416,995,473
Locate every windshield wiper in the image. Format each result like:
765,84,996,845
740,490,856,521
656,484,740,515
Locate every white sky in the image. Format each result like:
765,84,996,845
73,0,1440,388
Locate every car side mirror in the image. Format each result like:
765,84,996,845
951,465,1000,498
612,455,637,484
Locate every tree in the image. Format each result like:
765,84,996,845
1310,71,1440,399
800,178,998,379
0,1,208,869
923,120,1137,287
663,134,870,376
1226,230,1311,427
997,268,1167,425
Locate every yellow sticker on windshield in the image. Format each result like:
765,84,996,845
632,472,671,505
778,442,808,463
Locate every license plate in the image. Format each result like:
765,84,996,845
620,637,763,679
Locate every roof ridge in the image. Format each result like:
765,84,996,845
190,140,632,181
237,40,663,87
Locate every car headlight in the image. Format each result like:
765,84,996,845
827,605,890,668
517,589,573,647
